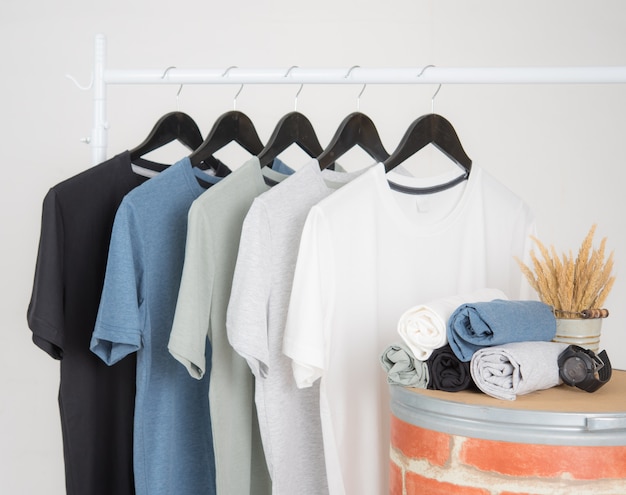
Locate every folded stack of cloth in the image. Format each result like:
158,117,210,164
381,291,566,399
470,341,569,400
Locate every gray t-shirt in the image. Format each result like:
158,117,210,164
226,160,367,494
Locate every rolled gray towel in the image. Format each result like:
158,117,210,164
380,342,429,388
470,341,569,400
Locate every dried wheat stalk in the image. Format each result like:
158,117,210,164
515,224,615,318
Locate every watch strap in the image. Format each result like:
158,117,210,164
578,349,612,393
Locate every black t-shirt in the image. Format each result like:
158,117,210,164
27,152,168,495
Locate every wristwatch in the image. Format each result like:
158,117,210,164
558,345,612,393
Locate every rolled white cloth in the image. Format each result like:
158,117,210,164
397,288,508,361
470,341,569,400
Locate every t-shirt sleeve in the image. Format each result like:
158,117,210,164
283,205,334,388
226,200,272,379
27,189,65,359
90,201,144,365
168,205,212,379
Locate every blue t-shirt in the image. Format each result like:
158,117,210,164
91,158,216,495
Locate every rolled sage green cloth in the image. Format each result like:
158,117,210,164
380,342,429,388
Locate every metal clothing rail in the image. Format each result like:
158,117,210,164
104,66,626,85
74,34,626,165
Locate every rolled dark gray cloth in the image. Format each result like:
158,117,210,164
447,300,556,362
470,341,569,400
426,344,473,392
380,342,429,388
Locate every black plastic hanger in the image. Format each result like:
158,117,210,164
257,111,324,168
317,112,390,170
384,113,472,194
189,110,264,167
130,111,204,161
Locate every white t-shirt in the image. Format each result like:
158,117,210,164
227,160,367,495
283,163,536,495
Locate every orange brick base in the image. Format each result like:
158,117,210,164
390,416,626,495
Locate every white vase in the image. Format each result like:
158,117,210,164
553,318,602,352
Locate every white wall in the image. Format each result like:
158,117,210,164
2,1,625,493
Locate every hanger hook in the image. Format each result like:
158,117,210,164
343,65,367,111
284,65,298,78
345,65,360,79
294,84,304,112
417,64,436,78
161,66,177,79
344,66,362,110
175,84,184,112
284,66,303,112
233,84,244,111
345,65,361,79
357,83,367,111
221,66,242,110
65,73,94,91
222,65,238,77
415,65,441,113
431,83,442,113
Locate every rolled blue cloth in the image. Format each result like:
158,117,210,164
380,342,429,388
447,300,556,362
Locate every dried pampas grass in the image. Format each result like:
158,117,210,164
516,224,615,318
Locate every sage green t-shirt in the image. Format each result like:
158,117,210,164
169,157,288,495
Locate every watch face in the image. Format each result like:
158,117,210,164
562,356,588,384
